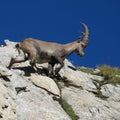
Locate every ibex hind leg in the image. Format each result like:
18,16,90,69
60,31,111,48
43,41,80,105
30,61,38,72
8,55,28,69
29,52,38,72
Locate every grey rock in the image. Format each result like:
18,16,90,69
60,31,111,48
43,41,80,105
0,79,17,120
60,59,97,91
4,39,17,47
0,41,18,67
101,84,120,102
0,40,120,120
29,74,60,96
93,68,100,74
16,86,70,120
62,86,120,120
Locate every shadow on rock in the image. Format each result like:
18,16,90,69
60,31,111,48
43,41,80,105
13,66,48,77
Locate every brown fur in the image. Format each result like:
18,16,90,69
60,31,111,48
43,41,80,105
8,23,89,76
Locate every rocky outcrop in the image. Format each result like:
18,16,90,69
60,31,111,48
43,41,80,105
0,40,120,120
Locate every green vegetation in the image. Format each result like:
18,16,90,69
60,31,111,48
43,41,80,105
97,65,120,85
61,99,79,120
78,65,120,99
91,80,109,100
53,65,120,117
53,75,83,90
53,75,80,120
97,65,120,79
77,67,95,74
89,90,109,100
77,65,120,86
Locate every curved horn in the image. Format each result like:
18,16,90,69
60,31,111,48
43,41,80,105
81,22,89,46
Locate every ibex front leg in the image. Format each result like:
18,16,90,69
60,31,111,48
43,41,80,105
54,56,64,75
48,62,55,77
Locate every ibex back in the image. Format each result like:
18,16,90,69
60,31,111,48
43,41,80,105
8,23,89,76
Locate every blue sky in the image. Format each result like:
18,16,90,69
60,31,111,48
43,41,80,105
0,0,120,68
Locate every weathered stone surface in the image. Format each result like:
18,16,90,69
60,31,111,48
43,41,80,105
0,40,18,67
29,74,60,96
101,84,120,102
16,85,70,120
0,79,17,120
62,86,120,120
60,59,97,91
0,40,120,120
4,39,17,47
0,65,13,76
0,41,70,120
0,66,71,120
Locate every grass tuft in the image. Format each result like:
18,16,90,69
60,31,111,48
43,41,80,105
77,67,95,74
77,65,120,86
61,99,79,120
97,65,120,85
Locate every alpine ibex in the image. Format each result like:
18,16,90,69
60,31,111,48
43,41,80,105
8,23,89,76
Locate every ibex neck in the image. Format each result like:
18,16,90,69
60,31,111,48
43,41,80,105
63,41,78,56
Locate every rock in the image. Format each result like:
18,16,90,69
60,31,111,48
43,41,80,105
88,74,104,81
16,86,70,120
60,59,97,91
0,79,16,120
29,74,60,96
101,84,120,102
0,65,13,77
62,86,120,120
93,68,100,74
0,40,120,120
4,39,17,47
0,66,70,120
0,41,18,67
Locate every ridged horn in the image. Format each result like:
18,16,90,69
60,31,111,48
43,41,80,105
81,22,89,46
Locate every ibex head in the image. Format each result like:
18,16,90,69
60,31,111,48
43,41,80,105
76,23,89,56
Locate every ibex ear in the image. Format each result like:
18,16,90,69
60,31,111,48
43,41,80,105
77,36,82,43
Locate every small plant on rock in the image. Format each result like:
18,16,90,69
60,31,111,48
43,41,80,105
97,65,120,85
77,67,95,74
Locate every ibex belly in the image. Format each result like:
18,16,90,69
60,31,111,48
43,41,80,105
36,52,51,64
36,58,50,64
